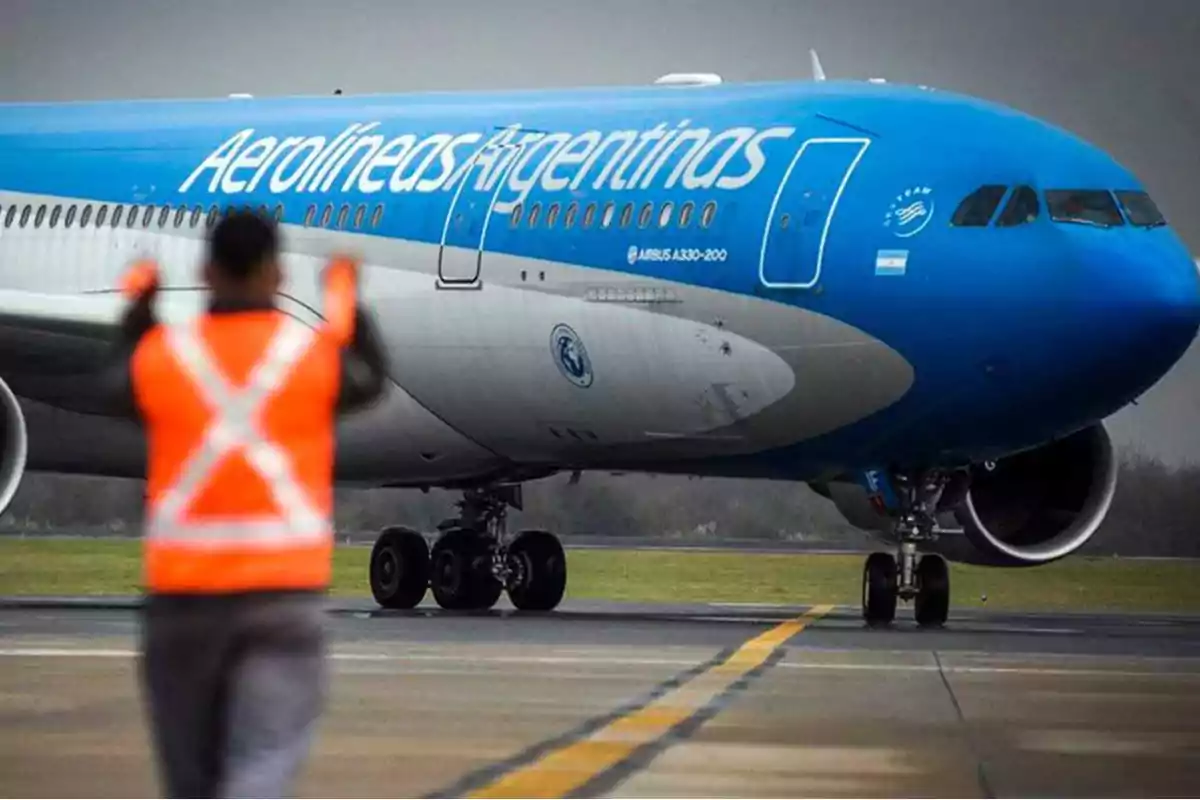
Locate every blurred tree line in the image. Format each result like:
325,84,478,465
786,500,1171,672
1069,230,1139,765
2,450,1196,557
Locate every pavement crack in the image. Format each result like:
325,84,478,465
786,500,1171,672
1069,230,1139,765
934,649,995,799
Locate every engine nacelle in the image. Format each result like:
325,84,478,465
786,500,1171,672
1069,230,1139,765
815,422,1117,566
947,423,1117,566
0,376,29,518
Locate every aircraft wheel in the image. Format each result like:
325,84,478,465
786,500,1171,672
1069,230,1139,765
506,530,567,612
430,529,502,611
369,526,429,609
914,553,950,628
863,552,898,627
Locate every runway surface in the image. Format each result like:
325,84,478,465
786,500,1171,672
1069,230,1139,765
1,599,1199,797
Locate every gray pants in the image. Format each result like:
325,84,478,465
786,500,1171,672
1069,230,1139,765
139,592,328,798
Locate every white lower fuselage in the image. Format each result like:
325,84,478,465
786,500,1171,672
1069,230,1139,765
0,188,913,488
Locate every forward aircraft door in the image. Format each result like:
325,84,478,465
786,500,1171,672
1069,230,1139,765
759,137,871,289
437,140,526,287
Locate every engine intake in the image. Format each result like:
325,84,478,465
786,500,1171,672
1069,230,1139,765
950,423,1117,565
0,376,29,518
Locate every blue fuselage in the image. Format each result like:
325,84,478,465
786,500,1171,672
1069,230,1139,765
0,79,1196,484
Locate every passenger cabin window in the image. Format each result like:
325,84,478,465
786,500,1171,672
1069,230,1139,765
50,205,62,228
64,205,77,228
1114,190,1166,228
601,202,615,228
528,203,541,227
619,203,633,228
658,202,673,228
207,205,220,228
678,202,694,228
546,203,560,228
3,206,13,228
142,206,154,228
1045,190,1124,228
510,204,523,227
80,205,92,227
158,207,171,228
995,185,1039,227
127,205,139,228
582,203,596,228
354,205,365,229
371,204,384,227
34,205,47,228
700,201,716,228
20,206,31,228
190,206,203,228
96,206,108,227
564,202,577,229
304,205,316,227
174,206,186,228
951,185,1007,227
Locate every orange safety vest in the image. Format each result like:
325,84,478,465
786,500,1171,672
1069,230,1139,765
128,259,357,594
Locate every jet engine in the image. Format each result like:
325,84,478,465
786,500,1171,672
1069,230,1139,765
947,423,1117,566
817,422,1118,566
0,376,29,518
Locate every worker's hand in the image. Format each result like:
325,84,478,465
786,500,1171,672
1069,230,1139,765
322,254,360,347
116,259,160,343
120,258,160,302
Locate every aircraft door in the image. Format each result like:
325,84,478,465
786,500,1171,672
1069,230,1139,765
438,140,525,287
759,137,871,289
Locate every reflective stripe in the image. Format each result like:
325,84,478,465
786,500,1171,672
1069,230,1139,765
147,315,328,544
144,519,329,549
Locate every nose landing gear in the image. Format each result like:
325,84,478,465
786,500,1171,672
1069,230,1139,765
860,470,953,629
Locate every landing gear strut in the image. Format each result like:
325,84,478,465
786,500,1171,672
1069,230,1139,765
861,470,952,628
368,484,567,612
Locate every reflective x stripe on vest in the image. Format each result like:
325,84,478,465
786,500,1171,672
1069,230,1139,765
146,315,329,547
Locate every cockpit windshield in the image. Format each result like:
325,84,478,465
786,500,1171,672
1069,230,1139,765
1113,190,1167,228
1045,190,1125,228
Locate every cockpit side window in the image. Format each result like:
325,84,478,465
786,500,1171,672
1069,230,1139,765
995,185,1039,227
1113,190,1166,228
951,185,1007,227
1045,190,1124,228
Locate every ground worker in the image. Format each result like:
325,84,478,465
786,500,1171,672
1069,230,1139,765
98,208,388,797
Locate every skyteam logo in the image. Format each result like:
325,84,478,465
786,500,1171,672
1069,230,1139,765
883,185,935,238
550,324,593,388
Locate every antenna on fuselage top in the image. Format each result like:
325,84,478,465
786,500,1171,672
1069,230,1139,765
810,49,826,81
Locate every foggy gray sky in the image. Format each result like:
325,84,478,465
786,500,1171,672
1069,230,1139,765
1,0,1198,465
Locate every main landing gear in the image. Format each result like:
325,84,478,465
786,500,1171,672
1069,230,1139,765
861,470,953,629
368,484,567,612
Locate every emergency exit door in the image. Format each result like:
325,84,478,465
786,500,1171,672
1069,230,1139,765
437,140,525,287
758,137,871,289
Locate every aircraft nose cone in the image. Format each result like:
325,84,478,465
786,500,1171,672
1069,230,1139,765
1135,241,1200,344
1096,236,1200,397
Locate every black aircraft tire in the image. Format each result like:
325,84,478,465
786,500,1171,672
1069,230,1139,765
506,530,567,612
863,552,898,627
430,529,502,611
369,527,430,609
914,553,950,628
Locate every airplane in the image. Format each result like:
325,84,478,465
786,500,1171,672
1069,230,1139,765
1,57,1197,628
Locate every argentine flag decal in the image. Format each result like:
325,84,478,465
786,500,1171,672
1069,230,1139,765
875,249,908,276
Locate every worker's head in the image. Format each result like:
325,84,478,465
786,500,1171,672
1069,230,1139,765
203,208,282,302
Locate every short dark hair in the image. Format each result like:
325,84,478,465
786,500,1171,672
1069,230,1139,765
208,208,278,281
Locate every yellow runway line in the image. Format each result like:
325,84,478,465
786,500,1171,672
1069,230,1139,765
467,604,834,799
